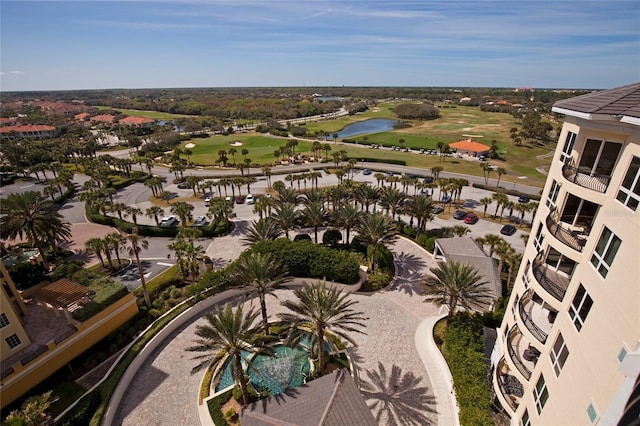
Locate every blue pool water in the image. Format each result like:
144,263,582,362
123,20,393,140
216,344,311,395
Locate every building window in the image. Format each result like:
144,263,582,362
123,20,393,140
590,227,621,278
0,313,9,328
616,156,640,211
521,409,531,426
569,284,593,331
546,180,561,210
534,224,544,252
523,260,531,287
618,347,628,363
5,333,21,349
550,333,570,376
587,403,599,423
534,375,549,414
511,294,520,317
560,131,577,164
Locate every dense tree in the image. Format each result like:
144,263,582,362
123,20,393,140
355,212,398,271
123,228,151,307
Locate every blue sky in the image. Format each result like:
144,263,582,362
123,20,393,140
1,1,639,91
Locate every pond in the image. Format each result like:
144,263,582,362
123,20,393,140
337,118,402,139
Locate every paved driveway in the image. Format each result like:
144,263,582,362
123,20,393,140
113,236,451,425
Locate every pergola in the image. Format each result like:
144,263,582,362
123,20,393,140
32,278,93,324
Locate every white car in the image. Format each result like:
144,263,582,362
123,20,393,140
193,216,208,227
204,195,212,206
245,194,255,204
159,215,179,227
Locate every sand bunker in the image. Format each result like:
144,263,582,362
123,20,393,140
461,134,485,138
230,141,243,146
185,143,196,149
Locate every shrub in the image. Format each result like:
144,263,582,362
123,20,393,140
441,313,493,426
362,270,393,291
8,262,47,290
207,389,232,426
471,183,541,200
59,390,101,426
424,237,437,253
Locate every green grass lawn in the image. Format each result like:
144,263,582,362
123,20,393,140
92,106,194,120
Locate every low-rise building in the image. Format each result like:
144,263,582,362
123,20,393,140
0,124,58,139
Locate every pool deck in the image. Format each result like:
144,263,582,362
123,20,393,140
111,236,459,425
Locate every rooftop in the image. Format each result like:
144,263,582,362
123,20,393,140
119,116,155,125
449,139,491,152
240,369,376,426
552,82,640,125
0,124,57,133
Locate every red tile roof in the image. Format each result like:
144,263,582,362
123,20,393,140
119,116,155,125
75,112,90,120
0,117,15,124
450,139,491,152
0,124,57,134
90,114,116,122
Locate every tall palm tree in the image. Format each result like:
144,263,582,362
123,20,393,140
302,201,328,243
106,232,126,266
355,212,398,271
170,201,194,226
279,281,367,373
146,206,165,226
0,191,71,270
127,207,143,225
242,219,282,245
421,260,492,318
233,252,291,331
333,203,362,246
378,186,404,219
85,237,106,267
123,228,151,307
187,303,275,405
479,197,493,218
405,194,434,233
270,203,299,239
353,183,379,213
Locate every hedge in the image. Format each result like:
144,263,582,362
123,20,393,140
441,313,493,425
72,278,130,322
345,156,407,166
249,239,360,284
471,183,542,200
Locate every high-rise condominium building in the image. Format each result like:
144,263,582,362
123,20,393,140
491,83,640,425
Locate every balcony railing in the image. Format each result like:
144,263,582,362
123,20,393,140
519,290,549,344
532,253,570,302
562,163,611,193
546,210,586,252
496,357,522,412
507,328,532,380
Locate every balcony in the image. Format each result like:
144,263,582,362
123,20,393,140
532,253,571,302
562,163,611,193
545,210,587,252
518,289,556,344
507,327,535,380
495,356,524,413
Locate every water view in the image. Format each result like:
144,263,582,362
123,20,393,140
337,118,402,139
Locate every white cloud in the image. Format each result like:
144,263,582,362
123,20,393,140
10,70,24,75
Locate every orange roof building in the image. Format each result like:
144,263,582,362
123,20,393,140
119,116,155,126
0,124,58,139
449,138,491,156
75,112,89,121
90,114,116,123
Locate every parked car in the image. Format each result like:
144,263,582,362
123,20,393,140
463,213,479,224
453,210,467,220
441,195,452,204
501,224,518,236
235,196,245,204
518,195,530,203
194,216,208,227
404,173,416,179
245,194,255,204
423,177,433,183
432,205,444,214
362,168,372,175
159,215,179,227
204,195,212,206
384,171,393,178
177,182,190,189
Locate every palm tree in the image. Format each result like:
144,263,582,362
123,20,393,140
279,281,367,373
378,186,404,219
492,193,509,218
479,234,504,257
0,191,71,270
495,167,507,188
505,250,523,289
85,237,106,267
355,212,398,271
405,194,434,233
333,203,362,246
106,232,126,266
479,197,492,217
270,203,299,239
3,390,58,426
242,219,282,245
421,260,492,318
187,303,275,405
170,201,194,226
233,252,291,331
123,228,151,307
146,206,165,226
450,225,471,237
302,201,328,243
127,207,143,225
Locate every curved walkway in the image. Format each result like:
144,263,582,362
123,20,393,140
110,236,458,425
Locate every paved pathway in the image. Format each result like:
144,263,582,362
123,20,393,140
113,234,457,425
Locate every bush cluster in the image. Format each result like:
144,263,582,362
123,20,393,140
250,239,360,284
343,156,406,166
471,183,542,200
441,313,493,425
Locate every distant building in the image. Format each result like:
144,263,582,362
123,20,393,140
490,82,640,425
90,114,116,124
0,263,138,408
0,124,58,139
119,116,156,128
449,138,491,157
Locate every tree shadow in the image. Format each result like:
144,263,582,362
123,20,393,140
360,362,437,425
389,252,427,296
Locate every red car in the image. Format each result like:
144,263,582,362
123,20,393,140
463,213,479,224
